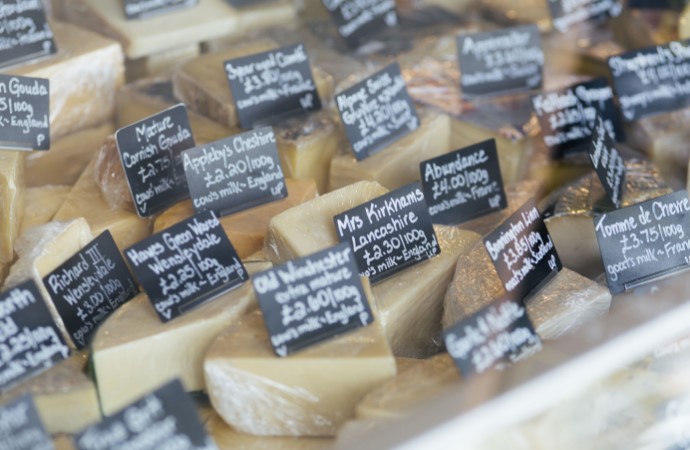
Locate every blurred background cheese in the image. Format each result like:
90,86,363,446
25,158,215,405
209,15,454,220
0,151,24,265
21,185,70,234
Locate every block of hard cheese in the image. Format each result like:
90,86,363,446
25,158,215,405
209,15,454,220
21,185,71,234
0,352,99,434
3,21,124,140
204,308,396,436
154,179,318,259
125,43,200,82
0,151,24,264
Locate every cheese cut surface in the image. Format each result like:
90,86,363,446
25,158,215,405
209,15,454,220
154,179,318,259
329,111,450,192
0,352,99,434
204,307,396,437
125,43,200,82
21,185,71,234
0,151,24,264
25,122,115,187
3,21,124,140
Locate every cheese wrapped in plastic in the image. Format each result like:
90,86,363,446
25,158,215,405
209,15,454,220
0,151,24,265
204,307,396,437
93,136,131,213
21,185,71,234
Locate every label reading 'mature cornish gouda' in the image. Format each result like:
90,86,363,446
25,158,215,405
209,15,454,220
0,74,50,151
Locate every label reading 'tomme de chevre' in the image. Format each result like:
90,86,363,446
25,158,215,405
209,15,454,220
0,280,70,392
547,0,622,33
224,43,321,130
484,200,562,301
334,182,440,284
420,139,507,226
253,243,374,357
321,0,398,49
444,295,542,378
115,103,195,217
182,127,287,216
124,0,198,20
0,74,49,151
0,395,53,450
336,62,419,161
125,211,248,322
74,379,217,450
42,231,139,350
608,39,690,121
588,113,627,209
594,190,690,294
457,25,544,99
0,1,56,69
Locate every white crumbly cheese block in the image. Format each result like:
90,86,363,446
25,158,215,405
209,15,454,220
0,151,24,264
204,308,396,437
21,185,71,234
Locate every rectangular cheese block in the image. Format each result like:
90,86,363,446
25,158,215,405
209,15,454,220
21,185,71,234
154,179,318,259
125,43,200,82
328,111,451,192
3,21,124,141
204,307,396,436
0,151,24,264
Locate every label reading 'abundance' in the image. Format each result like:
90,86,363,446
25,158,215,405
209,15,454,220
0,1,56,69
484,200,562,300
124,0,198,20
224,43,321,129
444,296,542,378
420,139,507,226
336,62,419,161
0,74,49,151
334,182,440,284
0,395,53,450
253,243,374,357
594,190,690,294
115,104,195,217
457,25,544,99
588,113,626,208
125,211,248,322
42,231,139,350
182,127,287,216
74,379,217,450
321,0,398,48
0,280,70,392
547,0,622,33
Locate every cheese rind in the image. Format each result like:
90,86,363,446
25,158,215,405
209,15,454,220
21,185,71,234
0,151,24,264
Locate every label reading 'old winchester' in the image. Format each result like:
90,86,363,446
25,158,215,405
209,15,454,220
588,113,626,208
253,243,374,357
0,74,49,150
0,395,53,450
547,0,622,33
124,0,198,20
321,0,398,48
0,1,56,69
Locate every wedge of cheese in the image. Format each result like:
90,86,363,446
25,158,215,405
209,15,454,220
3,21,124,140
154,179,318,259
93,136,133,213
125,44,200,82
0,151,24,265
25,122,115,187
53,156,151,251
204,308,396,436
21,185,71,234
478,0,552,31
328,111,451,192
53,435,76,450
172,39,334,129
0,352,99,434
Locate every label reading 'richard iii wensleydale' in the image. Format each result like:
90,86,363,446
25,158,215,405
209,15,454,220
420,139,507,226
0,395,53,450
182,127,287,216
594,190,690,294
547,0,622,33
588,113,627,208
0,74,49,151
334,182,440,284
42,231,139,350
321,0,398,48
0,280,70,392
336,62,419,161
124,0,198,20
0,1,56,69
125,211,248,322
253,243,375,357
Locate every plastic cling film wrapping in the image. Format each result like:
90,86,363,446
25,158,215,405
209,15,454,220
93,135,134,213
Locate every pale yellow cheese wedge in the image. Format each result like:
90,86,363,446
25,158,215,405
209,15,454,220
0,151,24,264
3,21,124,140
0,352,99,434
125,43,200,82
21,185,71,234
154,179,318,259
204,308,396,436
25,122,115,187
53,156,151,251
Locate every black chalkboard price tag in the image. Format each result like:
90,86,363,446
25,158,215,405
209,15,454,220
336,62,419,161
0,74,50,151
628,0,687,9
42,231,139,350
457,25,544,99
123,0,198,20
547,0,622,33
334,182,440,284
182,126,287,216
0,2,56,69
420,139,507,226
594,190,690,295
0,280,70,392
588,113,626,209
532,77,624,159
321,0,398,49
224,43,322,130
0,395,53,450
444,295,542,378
608,40,690,121
125,211,248,322
484,200,562,301
115,103,195,217
253,243,375,357
74,379,217,450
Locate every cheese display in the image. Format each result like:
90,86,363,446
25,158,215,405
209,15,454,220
125,44,200,82
20,185,70,234
0,151,24,265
